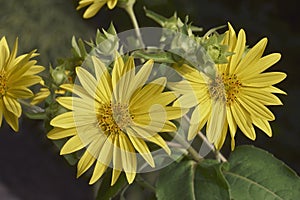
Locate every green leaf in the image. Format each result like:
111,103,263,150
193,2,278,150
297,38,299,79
156,160,196,200
195,159,231,200
224,145,300,200
24,111,47,120
95,169,127,200
133,50,176,64
156,159,231,200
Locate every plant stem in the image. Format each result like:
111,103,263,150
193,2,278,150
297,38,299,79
168,132,203,163
184,115,227,162
123,3,145,48
18,99,45,113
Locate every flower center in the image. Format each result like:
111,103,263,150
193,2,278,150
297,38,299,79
0,70,8,97
97,102,133,135
209,73,242,105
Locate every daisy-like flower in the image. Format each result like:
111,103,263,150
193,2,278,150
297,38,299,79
77,0,118,19
168,23,286,150
48,54,186,185
0,37,44,131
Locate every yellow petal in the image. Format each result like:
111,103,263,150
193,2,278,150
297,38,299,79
7,87,33,99
83,2,105,18
97,135,114,166
243,72,286,87
112,52,125,90
241,87,283,106
252,118,272,137
119,133,136,184
77,135,103,178
230,29,246,74
0,101,3,127
214,120,228,150
225,23,237,53
3,96,21,117
77,0,93,10
31,88,50,105
60,84,91,99
107,0,117,9
131,125,170,155
114,61,135,102
77,151,96,178
238,95,275,120
127,127,155,167
266,86,287,95
226,106,237,150
0,37,10,70
2,103,19,131
60,135,85,155
242,53,281,78
89,161,108,184
112,135,122,185
47,127,77,140
235,38,267,76
174,64,206,83
231,101,256,140
9,75,41,88
50,112,75,128
76,67,99,98
206,100,226,144
133,59,153,91
91,56,112,103
173,93,199,108
111,169,122,186
130,77,166,107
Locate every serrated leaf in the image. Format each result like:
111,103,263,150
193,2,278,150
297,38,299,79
224,145,300,200
95,169,127,200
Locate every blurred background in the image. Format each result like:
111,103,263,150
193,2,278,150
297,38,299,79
0,0,299,199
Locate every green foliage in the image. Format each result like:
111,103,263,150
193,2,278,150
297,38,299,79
155,145,300,200
224,145,300,200
95,169,127,200
0,0,94,65
156,159,196,200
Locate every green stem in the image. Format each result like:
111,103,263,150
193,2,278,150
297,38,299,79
18,99,45,113
168,132,203,163
184,115,227,162
123,3,145,48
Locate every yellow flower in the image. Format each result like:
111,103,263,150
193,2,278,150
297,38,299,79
168,23,286,150
77,0,118,19
0,37,44,131
48,54,186,185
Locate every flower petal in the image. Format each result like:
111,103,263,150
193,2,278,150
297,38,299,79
119,132,137,184
126,127,155,168
47,127,77,140
107,0,117,9
230,29,246,74
3,96,21,117
60,135,85,155
206,100,226,145
50,112,75,128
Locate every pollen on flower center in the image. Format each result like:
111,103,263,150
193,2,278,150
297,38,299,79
0,70,8,96
97,102,133,134
209,73,242,105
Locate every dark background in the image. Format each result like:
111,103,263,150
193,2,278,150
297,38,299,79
0,0,299,199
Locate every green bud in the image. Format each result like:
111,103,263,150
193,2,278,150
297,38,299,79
50,66,68,85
